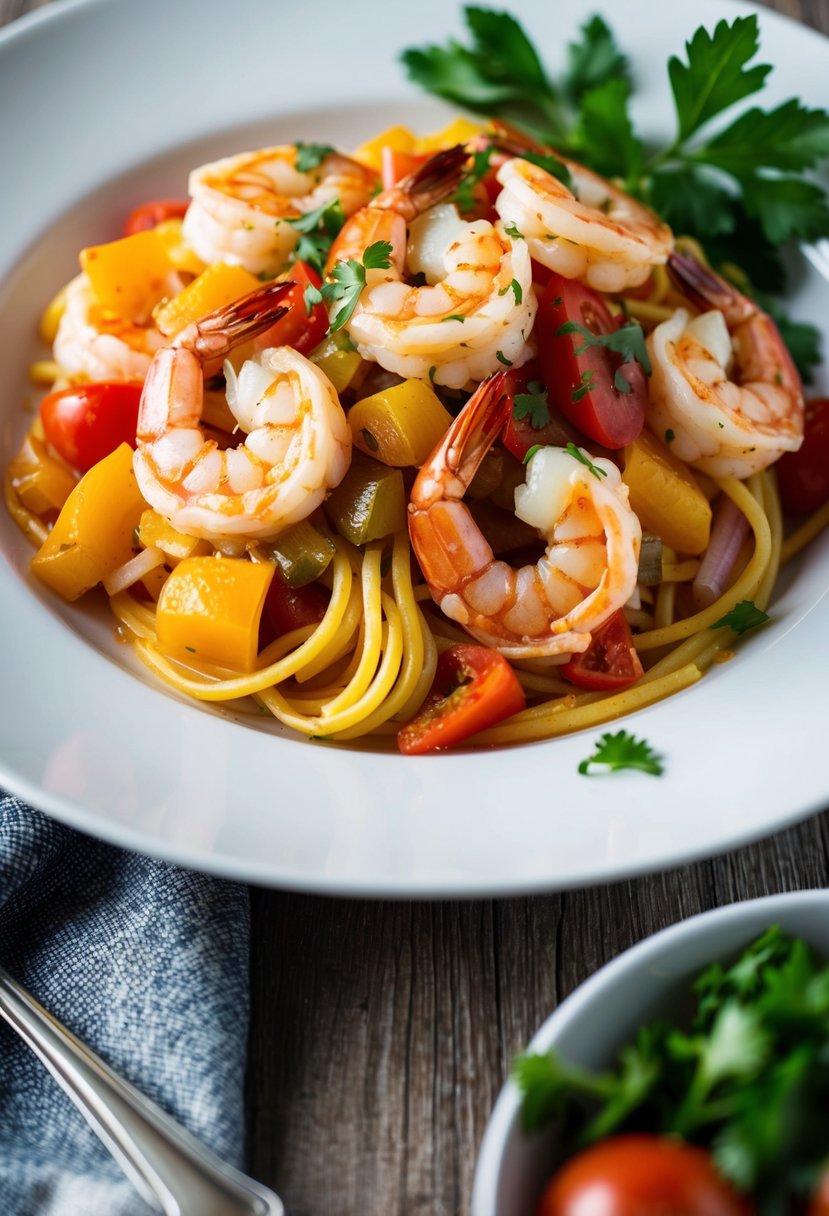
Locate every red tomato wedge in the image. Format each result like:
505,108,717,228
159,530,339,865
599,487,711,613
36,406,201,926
123,199,189,236
536,273,648,449
398,644,525,754
266,261,329,355
260,576,329,645
537,1136,751,1216
40,382,143,473
775,396,829,515
499,360,584,463
561,610,643,691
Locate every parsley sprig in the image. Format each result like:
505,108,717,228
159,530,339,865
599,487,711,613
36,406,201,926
711,599,770,636
286,198,345,278
402,8,829,378
513,380,551,429
322,241,393,331
516,927,829,1212
578,730,664,776
294,142,337,172
557,318,652,393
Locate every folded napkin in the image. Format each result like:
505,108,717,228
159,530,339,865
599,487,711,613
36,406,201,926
0,790,251,1216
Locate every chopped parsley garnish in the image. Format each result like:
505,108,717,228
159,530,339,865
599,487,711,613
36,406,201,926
294,142,336,172
665,428,675,443
322,240,393,331
402,8,829,377
445,314,466,323
557,318,652,377
571,369,595,402
303,282,323,315
523,443,544,465
428,365,437,383
452,146,493,213
503,221,524,240
711,599,770,635
564,442,607,480
578,729,664,776
286,198,346,278
495,349,513,366
509,278,523,304
513,380,551,429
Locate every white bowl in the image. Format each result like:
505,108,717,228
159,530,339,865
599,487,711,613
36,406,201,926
472,890,829,1216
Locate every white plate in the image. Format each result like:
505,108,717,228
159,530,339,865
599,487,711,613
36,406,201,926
472,890,829,1214
0,0,827,896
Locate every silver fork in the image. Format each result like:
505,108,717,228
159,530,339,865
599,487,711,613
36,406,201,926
0,964,283,1216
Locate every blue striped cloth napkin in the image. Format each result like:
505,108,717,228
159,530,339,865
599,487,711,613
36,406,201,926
0,791,250,1216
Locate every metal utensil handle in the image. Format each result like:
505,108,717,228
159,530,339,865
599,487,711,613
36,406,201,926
0,966,282,1216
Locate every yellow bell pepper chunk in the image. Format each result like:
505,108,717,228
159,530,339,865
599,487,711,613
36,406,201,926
80,230,174,320
137,510,211,563
31,443,147,600
154,218,206,277
415,117,485,154
351,125,416,172
156,556,274,673
154,262,262,338
348,379,453,467
9,434,77,515
622,429,712,556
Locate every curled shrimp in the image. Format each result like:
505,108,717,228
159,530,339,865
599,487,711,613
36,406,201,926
326,147,537,389
182,144,378,277
646,254,805,478
494,156,673,293
53,272,173,382
134,281,351,543
408,371,641,659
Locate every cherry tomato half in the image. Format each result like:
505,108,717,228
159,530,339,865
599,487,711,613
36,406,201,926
381,148,428,190
536,274,648,449
775,397,829,515
397,644,525,754
561,610,644,691
500,360,584,463
262,261,329,355
259,576,329,648
40,382,143,473
122,198,190,237
538,1135,752,1216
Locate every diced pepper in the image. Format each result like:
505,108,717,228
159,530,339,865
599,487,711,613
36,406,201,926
156,556,274,672
381,148,428,190
80,230,174,319
348,379,453,467
351,125,416,172
325,452,407,545
30,443,147,600
309,331,364,394
137,509,211,563
153,218,206,277
622,429,712,555
154,262,262,338
414,117,485,154
266,520,336,587
9,434,77,515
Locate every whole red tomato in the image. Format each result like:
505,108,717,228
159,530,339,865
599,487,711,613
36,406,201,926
537,1135,752,1216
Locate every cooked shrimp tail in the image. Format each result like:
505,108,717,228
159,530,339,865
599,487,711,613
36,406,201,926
667,253,755,324
377,144,470,218
179,279,295,361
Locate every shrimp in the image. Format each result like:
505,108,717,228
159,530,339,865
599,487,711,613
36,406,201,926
53,273,171,382
182,144,378,277
494,156,673,293
134,281,351,542
646,253,805,478
408,371,641,659
325,146,537,389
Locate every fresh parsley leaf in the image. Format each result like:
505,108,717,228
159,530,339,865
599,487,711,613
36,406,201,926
711,599,770,635
703,98,829,175
571,77,643,184
509,278,523,304
578,730,664,776
452,146,493,214
668,16,772,141
565,442,607,480
294,142,337,172
287,198,345,277
523,443,544,464
741,174,829,245
303,282,323,315
563,14,630,104
496,350,512,366
514,1050,610,1134
322,240,393,331
557,319,652,377
571,369,595,402
518,147,571,186
503,221,524,240
649,166,738,241
513,380,550,428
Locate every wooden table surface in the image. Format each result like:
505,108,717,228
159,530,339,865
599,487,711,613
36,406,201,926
3,1,828,1213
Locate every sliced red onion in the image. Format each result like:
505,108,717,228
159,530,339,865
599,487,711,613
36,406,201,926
693,495,750,609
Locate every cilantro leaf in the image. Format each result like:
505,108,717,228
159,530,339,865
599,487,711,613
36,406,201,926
578,730,664,776
322,240,393,331
565,442,607,480
557,319,652,377
563,14,630,104
294,142,336,172
513,380,550,428
668,16,772,141
711,599,770,635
